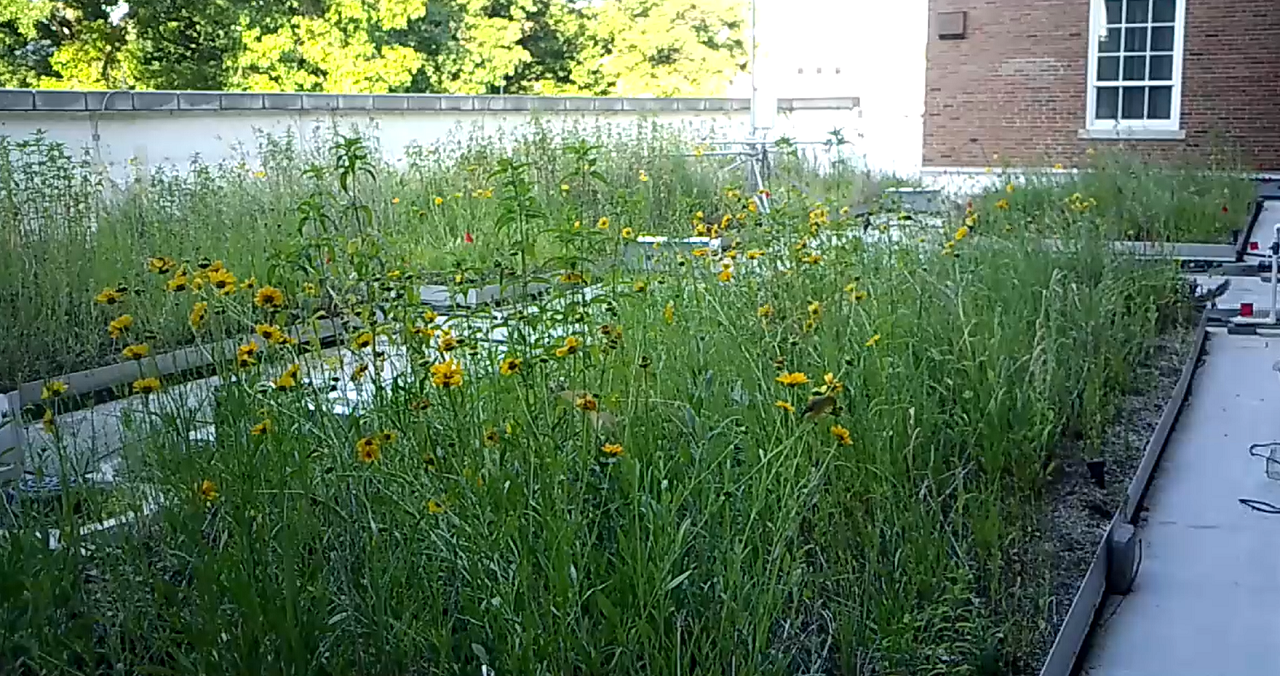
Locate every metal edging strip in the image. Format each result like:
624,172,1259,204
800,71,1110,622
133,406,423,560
1038,309,1208,676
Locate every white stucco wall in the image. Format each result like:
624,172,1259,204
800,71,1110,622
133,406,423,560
0,95,863,184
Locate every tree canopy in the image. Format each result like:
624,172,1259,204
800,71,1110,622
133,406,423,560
0,0,747,96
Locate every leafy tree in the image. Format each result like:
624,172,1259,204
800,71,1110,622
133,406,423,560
0,0,747,96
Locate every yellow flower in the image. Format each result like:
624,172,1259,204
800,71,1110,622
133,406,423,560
379,430,398,445
352,331,375,350
256,324,288,345
601,443,624,457
633,280,648,292
621,227,635,240
775,400,795,413
693,144,706,157
433,196,444,206
1053,163,1065,170
808,301,822,318
575,393,599,412
207,268,237,295
356,436,382,463
422,309,438,323
351,362,369,382
121,343,149,360
830,424,853,446
691,247,710,258
428,498,447,514
639,170,649,182
801,253,823,265
757,304,774,318
823,373,844,394
839,206,850,216
41,408,55,434
1086,147,1096,156
693,223,708,236
955,225,970,241
554,336,581,358
746,249,764,260
776,371,810,387
240,276,256,290
236,342,259,368
132,377,162,394
189,302,208,329
250,419,272,435
663,301,675,325
95,287,126,305
41,381,68,400
191,276,205,292
392,197,401,204
302,282,319,296
437,331,459,352
198,479,219,502
995,199,1010,210
108,314,133,339
865,334,881,348
484,427,501,446
254,286,285,309
1006,182,1016,194
559,271,585,284
717,267,733,283
147,256,176,274
273,363,301,390
747,200,758,213
499,357,521,376
560,183,570,192
597,216,610,230
430,359,464,388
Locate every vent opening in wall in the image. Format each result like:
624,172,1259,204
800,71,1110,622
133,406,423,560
937,11,967,40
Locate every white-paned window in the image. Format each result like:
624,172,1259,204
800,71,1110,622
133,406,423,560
1086,0,1186,132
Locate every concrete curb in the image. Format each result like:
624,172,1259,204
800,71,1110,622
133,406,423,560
1038,309,1209,676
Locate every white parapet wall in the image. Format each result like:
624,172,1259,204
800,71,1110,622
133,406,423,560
0,90,861,183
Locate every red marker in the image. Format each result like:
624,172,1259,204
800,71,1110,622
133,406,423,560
465,232,474,244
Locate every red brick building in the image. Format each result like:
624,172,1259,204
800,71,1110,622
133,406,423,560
923,0,1280,171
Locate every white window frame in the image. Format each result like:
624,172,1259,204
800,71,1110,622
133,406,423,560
1085,0,1187,134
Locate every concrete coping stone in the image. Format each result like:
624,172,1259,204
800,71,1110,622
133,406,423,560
0,89,859,114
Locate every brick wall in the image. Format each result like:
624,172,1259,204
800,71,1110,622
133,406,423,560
923,0,1280,170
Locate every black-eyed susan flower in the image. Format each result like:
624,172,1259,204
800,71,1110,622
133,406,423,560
437,331,458,352
801,253,823,265
351,362,369,382
691,247,710,258
718,267,733,283
352,331,374,350
236,342,259,368
409,398,431,411
633,280,648,292
621,227,635,239
132,377,162,394
95,287,126,305
830,424,853,446
499,357,521,376
776,371,809,387
822,373,845,394
1006,182,1016,194
775,400,795,413
865,334,881,348
198,479,219,502
430,359,464,388
757,304,774,319
250,419,272,435
356,436,381,463
189,302,208,329
746,249,764,260
379,430,398,445
638,170,649,182
554,336,581,358
207,268,237,295
41,408,55,434
122,343,150,360
147,256,176,274
392,197,401,204
241,276,256,290
808,301,822,319
254,286,285,309
996,199,1010,210
256,324,288,345
41,380,68,400
108,314,133,339
433,196,444,206
484,428,500,446
559,271,585,284
663,301,675,325
166,271,189,293
596,216,609,230
427,498,446,514
601,443,624,457
273,363,301,390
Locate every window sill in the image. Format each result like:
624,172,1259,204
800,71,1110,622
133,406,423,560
1077,128,1187,141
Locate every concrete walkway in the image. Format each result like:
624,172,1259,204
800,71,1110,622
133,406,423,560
1083,328,1280,675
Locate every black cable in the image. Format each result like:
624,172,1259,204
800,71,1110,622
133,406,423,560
1238,498,1280,514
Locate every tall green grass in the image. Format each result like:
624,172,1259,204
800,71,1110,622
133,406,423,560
1,141,1193,674
0,124,869,390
